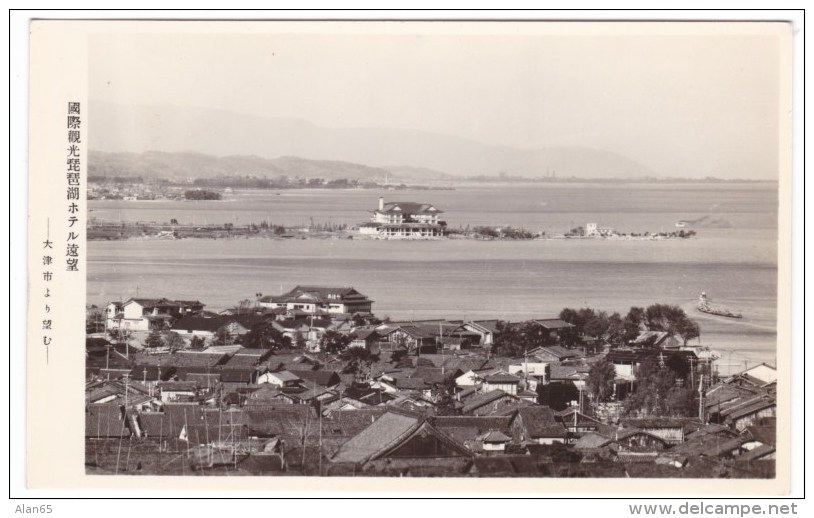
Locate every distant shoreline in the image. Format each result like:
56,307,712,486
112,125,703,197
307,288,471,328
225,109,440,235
87,222,699,243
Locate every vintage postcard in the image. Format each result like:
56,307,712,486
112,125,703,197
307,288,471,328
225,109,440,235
25,19,794,495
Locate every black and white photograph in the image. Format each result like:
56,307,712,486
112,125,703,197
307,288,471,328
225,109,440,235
20,17,797,493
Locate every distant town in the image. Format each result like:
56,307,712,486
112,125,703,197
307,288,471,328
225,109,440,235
85,285,776,477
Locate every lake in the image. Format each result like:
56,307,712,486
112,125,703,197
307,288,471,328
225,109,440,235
88,182,780,374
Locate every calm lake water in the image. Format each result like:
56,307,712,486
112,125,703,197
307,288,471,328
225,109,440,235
88,182,780,374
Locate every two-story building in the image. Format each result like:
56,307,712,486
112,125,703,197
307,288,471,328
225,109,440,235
359,198,446,239
106,298,205,333
257,286,373,315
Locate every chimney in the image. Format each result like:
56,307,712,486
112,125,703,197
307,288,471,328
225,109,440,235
378,197,384,211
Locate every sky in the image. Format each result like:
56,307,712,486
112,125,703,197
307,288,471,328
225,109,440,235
89,22,787,180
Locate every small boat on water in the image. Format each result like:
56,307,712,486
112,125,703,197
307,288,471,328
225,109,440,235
675,220,687,228
697,292,742,319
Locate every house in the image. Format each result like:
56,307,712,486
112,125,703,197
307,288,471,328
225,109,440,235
106,298,205,332
557,408,606,437
85,404,136,439
461,389,527,416
528,345,583,363
220,368,259,392
428,415,514,454
287,370,341,389
613,428,671,454
258,370,302,388
713,395,776,432
730,363,777,386
330,412,470,466
457,320,501,346
257,286,373,315
455,367,500,388
622,417,694,445
245,385,298,407
508,361,549,384
605,349,697,382
157,381,198,402
128,365,177,386
359,198,446,239
531,319,575,341
480,430,512,453
510,406,568,445
481,373,522,395
172,314,268,341
630,330,682,349
379,325,437,352
348,328,382,352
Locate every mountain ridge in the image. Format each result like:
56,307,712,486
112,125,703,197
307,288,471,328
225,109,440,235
89,102,658,179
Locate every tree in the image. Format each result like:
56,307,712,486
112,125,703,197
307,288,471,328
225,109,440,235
587,357,617,403
236,299,253,315
320,330,352,354
644,304,701,345
86,305,105,334
294,330,307,349
340,347,378,381
145,329,164,349
433,379,461,416
623,307,646,343
214,326,235,345
492,320,557,357
243,322,290,350
163,331,186,353
623,358,695,417
190,335,206,350
605,312,626,347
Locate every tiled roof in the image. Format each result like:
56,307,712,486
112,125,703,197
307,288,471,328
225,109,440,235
533,319,575,330
267,370,301,382
515,406,567,438
467,320,501,334
394,377,430,390
220,369,256,383
530,345,582,360
722,397,776,421
128,365,177,382
461,389,512,414
323,408,390,436
331,412,420,464
429,415,513,432
481,430,511,443
172,316,232,333
244,405,317,438
736,444,775,461
744,425,776,446
622,417,697,429
376,202,443,215
670,434,745,457
484,373,521,384
382,325,435,340
134,351,227,368
268,286,372,305
158,381,198,392
85,404,131,438
184,373,221,386
288,370,340,388
573,432,613,449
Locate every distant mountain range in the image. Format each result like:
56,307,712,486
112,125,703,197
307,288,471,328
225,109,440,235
88,151,449,183
89,102,659,179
